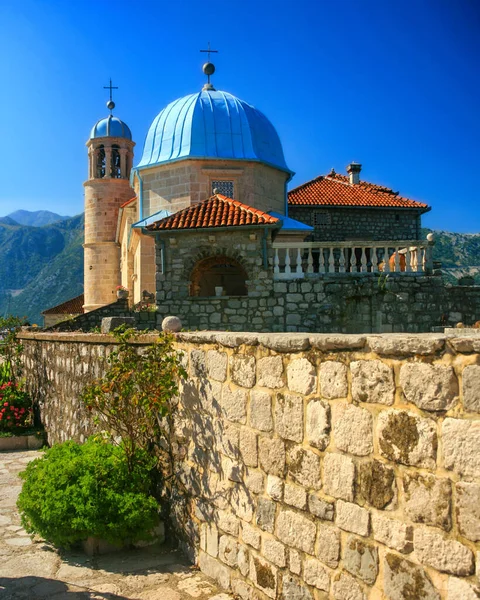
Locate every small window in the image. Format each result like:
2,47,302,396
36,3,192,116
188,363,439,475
312,210,331,227
212,180,234,198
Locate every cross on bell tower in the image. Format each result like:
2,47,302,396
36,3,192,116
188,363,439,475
200,43,218,91
103,78,118,113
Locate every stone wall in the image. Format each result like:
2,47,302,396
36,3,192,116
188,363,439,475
18,330,480,599
47,298,157,332
288,206,422,242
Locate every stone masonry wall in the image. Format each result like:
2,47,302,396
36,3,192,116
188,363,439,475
18,330,480,599
288,207,421,242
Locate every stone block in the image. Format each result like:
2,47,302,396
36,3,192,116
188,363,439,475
258,437,285,476
456,482,480,542
198,551,231,591
231,355,256,388
404,472,451,530
284,483,307,510
332,571,366,600
249,554,277,598
266,475,283,501
255,497,276,533
231,485,254,522
367,334,444,356
400,363,458,411
245,469,264,494
218,535,239,567
289,549,302,575
257,356,285,389
238,545,249,577
335,500,369,537
414,525,474,575
221,385,247,424
287,358,317,395
221,456,243,482
343,535,378,585
442,418,480,477
100,316,135,334
463,365,480,412
241,522,261,550
371,513,413,554
190,349,206,377
303,558,330,591
308,494,334,521
216,510,240,536
275,393,304,442
319,361,348,399
206,350,228,382
317,523,340,568
263,538,286,567
351,359,394,405
377,409,437,469
288,446,322,490
239,427,258,467
306,399,330,450
357,459,396,509
281,575,314,600
323,453,355,501
447,577,480,600
383,553,439,600
250,390,273,431
276,509,316,554
333,403,373,456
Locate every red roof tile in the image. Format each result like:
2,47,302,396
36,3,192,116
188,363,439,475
42,294,84,315
288,172,430,210
146,194,280,231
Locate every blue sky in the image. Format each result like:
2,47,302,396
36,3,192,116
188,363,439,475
0,0,478,232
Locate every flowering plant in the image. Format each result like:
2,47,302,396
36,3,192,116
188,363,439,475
0,382,32,431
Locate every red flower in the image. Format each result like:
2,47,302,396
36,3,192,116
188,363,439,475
3,402,8,407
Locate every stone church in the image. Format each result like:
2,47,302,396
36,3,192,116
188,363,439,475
45,61,480,333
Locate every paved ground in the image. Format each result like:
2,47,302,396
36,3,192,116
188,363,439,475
0,450,232,600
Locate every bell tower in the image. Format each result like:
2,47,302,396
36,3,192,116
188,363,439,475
83,83,135,312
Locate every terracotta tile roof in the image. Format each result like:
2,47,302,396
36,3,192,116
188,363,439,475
288,171,430,211
120,197,137,208
146,194,280,231
42,294,84,315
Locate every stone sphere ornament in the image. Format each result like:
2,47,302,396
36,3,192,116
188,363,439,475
203,62,215,76
107,100,115,111
162,316,182,333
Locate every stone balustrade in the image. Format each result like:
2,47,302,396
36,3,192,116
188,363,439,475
273,239,434,279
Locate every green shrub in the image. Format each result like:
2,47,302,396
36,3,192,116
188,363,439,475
17,437,160,548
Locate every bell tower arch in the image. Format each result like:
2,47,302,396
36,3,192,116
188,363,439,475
83,91,135,312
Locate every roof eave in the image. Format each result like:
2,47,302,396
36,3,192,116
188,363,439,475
144,222,281,235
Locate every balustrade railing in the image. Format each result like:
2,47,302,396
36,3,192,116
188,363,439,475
272,239,434,280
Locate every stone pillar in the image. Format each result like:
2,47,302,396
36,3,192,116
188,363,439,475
104,148,112,178
119,148,128,179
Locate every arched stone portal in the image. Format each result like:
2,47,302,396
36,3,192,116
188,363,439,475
190,255,248,297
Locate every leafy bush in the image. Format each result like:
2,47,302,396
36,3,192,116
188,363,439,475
17,437,160,548
81,327,186,474
0,315,27,384
0,381,32,431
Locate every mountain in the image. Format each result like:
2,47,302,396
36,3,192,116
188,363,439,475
0,215,84,325
0,216,20,226
7,210,70,227
423,228,480,284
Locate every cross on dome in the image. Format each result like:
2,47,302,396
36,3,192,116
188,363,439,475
200,42,218,91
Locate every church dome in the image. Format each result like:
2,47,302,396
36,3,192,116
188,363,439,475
136,90,291,173
90,115,132,140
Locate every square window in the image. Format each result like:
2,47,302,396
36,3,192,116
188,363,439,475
312,210,331,227
212,180,235,198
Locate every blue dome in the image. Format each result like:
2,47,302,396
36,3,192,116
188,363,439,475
136,90,291,173
90,115,132,140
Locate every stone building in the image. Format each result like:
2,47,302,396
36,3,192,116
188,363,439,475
43,62,480,333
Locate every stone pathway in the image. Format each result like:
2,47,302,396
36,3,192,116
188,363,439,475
0,450,232,600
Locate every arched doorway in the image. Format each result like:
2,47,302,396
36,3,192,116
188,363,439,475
190,256,248,297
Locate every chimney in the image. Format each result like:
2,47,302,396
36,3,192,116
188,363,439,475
346,162,362,185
